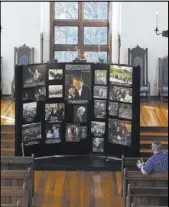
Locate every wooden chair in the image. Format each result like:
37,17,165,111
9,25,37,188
1,183,29,207
1,167,33,204
159,56,168,102
123,169,168,207
1,155,35,196
11,44,34,100
127,185,168,207
128,45,150,100
121,155,148,196
1,201,21,207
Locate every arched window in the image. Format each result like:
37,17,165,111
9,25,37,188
50,2,112,63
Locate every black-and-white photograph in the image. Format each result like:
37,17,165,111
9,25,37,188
108,102,118,117
23,102,37,122
91,121,106,137
95,70,107,85
22,123,41,144
49,85,63,98
93,86,108,99
66,124,80,142
48,69,63,80
45,123,61,144
93,138,104,153
108,119,132,146
45,103,64,122
22,90,33,101
73,105,87,123
110,65,132,86
23,65,46,88
33,87,46,101
65,64,91,103
94,100,106,119
109,86,132,103
80,126,87,139
119,103,132,120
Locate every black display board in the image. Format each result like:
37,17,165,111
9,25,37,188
15,63,140,158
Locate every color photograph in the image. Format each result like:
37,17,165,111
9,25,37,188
49,85,63,98
95,70,107,85
66,124,80,142
109,86,132,103
45,123,61,144
48,69,63,80
110,65,132,86
45,103,64,122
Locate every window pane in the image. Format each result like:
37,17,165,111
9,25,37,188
84,27,108,45
84,2,108,20
55,2,78,19
54,51,77,62
84,52,107,63
54,27,78,44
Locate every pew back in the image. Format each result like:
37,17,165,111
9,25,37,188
1,201,21,207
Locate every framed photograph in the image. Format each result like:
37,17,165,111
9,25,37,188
73,105,87,123
95,70,107,85
45,103,64,122
110,65,132,86
80,126,87,139
108,119,132,147
22,122,41,146
22,90,33,101
45,123,61,144
48,69,63,80
91,121,105,137
65,64,91,104
33,87,46,101
93,86,108,99
48,85,63,98
109,86,132,103
23,102,37,122
66,124,80,142
23,65,46,88
119,103,132,120
108,102,118,117
94,100,106,119
93,137,104,153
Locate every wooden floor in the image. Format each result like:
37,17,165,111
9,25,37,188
1,99,168,207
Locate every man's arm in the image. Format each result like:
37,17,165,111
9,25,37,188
137,158,153,174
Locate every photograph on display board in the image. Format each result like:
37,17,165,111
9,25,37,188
45,123,61,144
119,103,132,120
94,100,106,119
66,124,80,142
23,65,46,88
110,65,132,86
108,102,118,117
48,85,63,98
108,118,132,146
45,103,64,122
48,69,63,80
91,121,106,137
93,137,104,153
109,86,132,103
23,102,37,122
22,122,41,146
93,86,108,99
80,126,88,140
22,87,46,101
22,90,33,101
95,70,107,85
73,105,87,123
65,64,91,103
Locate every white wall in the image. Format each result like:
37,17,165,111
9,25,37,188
120,2,168,96
1,2,168,95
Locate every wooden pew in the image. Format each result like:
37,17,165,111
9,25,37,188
123,169,168,207
1,201,21,207
131,203,168,207
1,168,33,204
1,155,35,196
121,155,148,196
127,185,168,207
1,183,29,207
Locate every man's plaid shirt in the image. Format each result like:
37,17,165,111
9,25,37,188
143,152,168,173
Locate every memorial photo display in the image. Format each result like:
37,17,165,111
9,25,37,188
15,63,140,157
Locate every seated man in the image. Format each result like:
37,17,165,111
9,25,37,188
137,141,168,174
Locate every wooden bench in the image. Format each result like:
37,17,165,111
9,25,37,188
1,155,35,196
123,169,168,207
1,168,33,204
1,201,21,207
1,183,29,207
121,155,148,196
127,185,168,207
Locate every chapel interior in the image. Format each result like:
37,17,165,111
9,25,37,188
0,1,168,207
